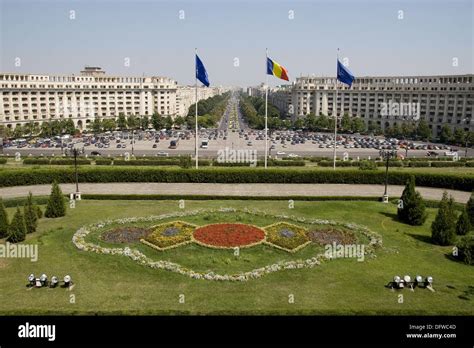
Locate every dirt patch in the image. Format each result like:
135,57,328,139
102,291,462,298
101,227,151,243
307,227,357,245
0,258,9,269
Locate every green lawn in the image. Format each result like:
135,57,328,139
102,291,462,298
0,199,472,315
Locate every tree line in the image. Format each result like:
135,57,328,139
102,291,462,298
185,92,230,128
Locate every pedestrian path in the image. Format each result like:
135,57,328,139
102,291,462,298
0,183,470,202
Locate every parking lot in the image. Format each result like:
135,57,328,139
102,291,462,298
2,128,470,159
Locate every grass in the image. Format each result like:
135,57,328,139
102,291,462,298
0,199,473,315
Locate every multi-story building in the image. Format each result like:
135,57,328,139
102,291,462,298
0,67,222,130
269,74,473,137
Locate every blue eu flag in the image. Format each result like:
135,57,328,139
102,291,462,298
337,59,355,87
196,54,210,87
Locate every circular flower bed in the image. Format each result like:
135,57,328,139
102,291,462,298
101,227,151,243
193,223,265,248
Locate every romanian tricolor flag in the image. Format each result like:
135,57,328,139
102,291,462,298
267,57,289,81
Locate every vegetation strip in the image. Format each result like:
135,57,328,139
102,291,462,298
0,167,472,190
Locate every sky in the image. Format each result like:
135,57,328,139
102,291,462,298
0,0,472,87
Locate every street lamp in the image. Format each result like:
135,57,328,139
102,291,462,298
379,149,397,203
71,143,82,200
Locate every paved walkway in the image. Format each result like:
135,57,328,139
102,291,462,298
0,183,470,202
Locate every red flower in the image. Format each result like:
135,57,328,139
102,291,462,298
193,223,265,248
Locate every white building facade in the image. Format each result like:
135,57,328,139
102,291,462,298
269,74,473,137
0,67,222,130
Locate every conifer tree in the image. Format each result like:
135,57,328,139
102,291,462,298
23,192,38,234
7,207,26,243
45,181,66,218
431,192,457,246
397,176,427,225
0,197,9,239
456,208,471,236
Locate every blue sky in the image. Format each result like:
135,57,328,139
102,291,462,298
0,0,472,87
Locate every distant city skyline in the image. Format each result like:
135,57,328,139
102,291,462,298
0,0,472,87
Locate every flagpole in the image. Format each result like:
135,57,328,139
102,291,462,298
265,48,269,169
195,48,199,169
333,49,339,170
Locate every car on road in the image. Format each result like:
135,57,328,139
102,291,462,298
287,153,299,158
276,151,286,155
157,151,169,157
90,151,101,156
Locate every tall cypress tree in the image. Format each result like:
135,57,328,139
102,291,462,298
7,207,26,243
398,176,427,225
0,197,9,239
23,192,38,234
456,209,471,236
466,192,474,226
431,192,457,246
45,181,66,218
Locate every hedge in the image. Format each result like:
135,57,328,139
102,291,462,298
430,161,466,167
112,159,211,166
409,161,430,167
23,158,91,165
0,158,7,164
212,160,305,167
0,167,472,191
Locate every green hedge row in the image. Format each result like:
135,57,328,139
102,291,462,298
0,167,472,190
0,158,7,164
212,160,306,167
23,158,92,165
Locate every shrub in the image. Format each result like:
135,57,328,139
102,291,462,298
397,176,427,226
0,158,7,164
95,158,113,165
455,235,474,265
409,161,430,167
35,205,43,219
23,192,38,234
431,192,457,246
45,181,66,218
50,159,91,165
179,156,192,169
430,161,465,167
7,207,26,243
0,197,8,238
23,158,50,165
358,160,377,171
456,209,471,236
467,193,474,226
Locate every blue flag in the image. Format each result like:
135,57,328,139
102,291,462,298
337,59,355,87
196,54,210,87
